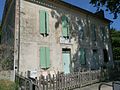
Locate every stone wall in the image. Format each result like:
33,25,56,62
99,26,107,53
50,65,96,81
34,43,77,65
0,70,14,81
16,0,113,76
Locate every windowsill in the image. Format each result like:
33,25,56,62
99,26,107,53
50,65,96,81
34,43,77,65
59,36,72,45
40,33,49,37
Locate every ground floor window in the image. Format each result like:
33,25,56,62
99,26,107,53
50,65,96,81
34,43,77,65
79,48,86,65
40,47,50,69
103,49,109,63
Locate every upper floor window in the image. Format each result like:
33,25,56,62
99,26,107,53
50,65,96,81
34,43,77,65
62,16,69,39
77,20,84,40
100,26,106,41
91,24,96,41
39,10,49,37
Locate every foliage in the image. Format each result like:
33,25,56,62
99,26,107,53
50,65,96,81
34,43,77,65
90,0,120,19
0,80,17,90
110,28,120,60
0,25,1,43
0,44,14,70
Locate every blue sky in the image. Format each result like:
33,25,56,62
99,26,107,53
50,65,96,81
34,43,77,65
0,0,120,30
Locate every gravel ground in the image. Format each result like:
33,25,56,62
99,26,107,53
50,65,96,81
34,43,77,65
74,82,113,90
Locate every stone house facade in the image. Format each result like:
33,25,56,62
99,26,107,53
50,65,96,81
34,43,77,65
1,0,113,78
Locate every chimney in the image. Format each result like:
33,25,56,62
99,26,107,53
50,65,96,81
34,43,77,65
95,9,105,18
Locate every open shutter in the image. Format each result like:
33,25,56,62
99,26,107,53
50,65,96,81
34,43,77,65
80,48,86,65
62,16,69,37
39,10,46,34
40,47,46,68
46,47,50,68
45,12,49,34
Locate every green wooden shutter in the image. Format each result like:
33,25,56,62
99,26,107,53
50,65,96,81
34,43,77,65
80,48,86,64
45,12,49,34
39,10,46,34
67,26,70,37
62,16,69,37
45,47,50,68
40,47,46,68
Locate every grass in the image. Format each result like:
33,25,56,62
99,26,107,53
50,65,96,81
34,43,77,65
0,80,17,90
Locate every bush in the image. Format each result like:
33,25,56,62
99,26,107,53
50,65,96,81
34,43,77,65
0,80,17,90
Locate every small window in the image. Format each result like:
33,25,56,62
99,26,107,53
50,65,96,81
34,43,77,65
62,16,69,38
103,49,109,63
77,20,84,40
39,10,49,36
40,47,50,69
79,48,86,65
100,26,106,41
91,24,96,41
92,49,99,69
93,49,98,62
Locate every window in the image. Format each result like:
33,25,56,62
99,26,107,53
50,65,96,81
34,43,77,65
91,24,96,41
79,48,86,65
100,26,106,41
92,49,99,69
40,47,50,69
103,49,109,63
93,49,99,62
39,10,49,36
77,20,84,40
62,16,69,38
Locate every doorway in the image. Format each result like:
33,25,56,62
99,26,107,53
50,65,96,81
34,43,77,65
62,49,71,74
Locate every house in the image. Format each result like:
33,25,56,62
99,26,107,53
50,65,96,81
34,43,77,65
1,0,113,78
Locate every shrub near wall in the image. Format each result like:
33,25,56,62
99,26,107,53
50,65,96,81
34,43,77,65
0,80,16,90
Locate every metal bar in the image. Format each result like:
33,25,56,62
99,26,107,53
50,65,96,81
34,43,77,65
98,83,113,90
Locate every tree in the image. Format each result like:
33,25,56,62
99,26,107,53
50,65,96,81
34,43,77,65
0,25,1,43
110,28,120,60
90,0,120,19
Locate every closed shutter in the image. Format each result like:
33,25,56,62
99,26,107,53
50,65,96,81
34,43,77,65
80,48,86,65
40,47,50,69
40,47,46,68
39,10,46,34
62,16,69,37
46,47,50,68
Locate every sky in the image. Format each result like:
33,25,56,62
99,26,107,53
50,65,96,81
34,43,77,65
0,0,120,30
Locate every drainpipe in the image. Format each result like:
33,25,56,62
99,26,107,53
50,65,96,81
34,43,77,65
17,0,21,72
13,0,21,81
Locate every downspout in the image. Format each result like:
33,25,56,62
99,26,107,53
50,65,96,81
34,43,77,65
18,0,21,72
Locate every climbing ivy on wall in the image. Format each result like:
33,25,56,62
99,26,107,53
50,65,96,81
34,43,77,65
0,44,14,70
